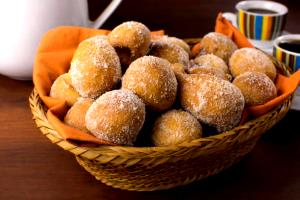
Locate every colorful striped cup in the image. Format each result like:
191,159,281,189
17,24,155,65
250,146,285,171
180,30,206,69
224,1,288,41
273,34,300,72
274,34,300,110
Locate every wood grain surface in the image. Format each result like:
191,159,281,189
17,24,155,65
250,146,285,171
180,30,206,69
0,0,300,199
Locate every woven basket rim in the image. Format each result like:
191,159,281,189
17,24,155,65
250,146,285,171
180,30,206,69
30,88,289,150
29,41,293,158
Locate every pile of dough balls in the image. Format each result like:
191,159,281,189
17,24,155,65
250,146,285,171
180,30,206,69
49,21,278,147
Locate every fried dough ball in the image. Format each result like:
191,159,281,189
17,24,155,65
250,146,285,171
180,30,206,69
194,54,229,74
171,63,186,76
229,48,277,81
154,36,191,55
64,98,94,132
200,32,238,63
179,74,245,131
233,72,277,106
85,90,146,146
151,109,202,146
149,41,189,68
108,21,151,67
50,73,80,106
122,56,178,111
188,65,231,81
69,35,121,98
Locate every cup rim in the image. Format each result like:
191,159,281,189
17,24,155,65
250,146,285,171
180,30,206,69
236,0,288,16
273,34,300,56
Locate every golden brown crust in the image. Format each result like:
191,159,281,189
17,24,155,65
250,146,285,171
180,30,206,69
122,56,178,112
188,65,231,81
153,36,191,56
85,90,146,146
171,63,186,76
179,74,245,131
200,32,238,63
64,98,94,132
151,109,202,146
50,73,80,106
108,21,151,67
233,71,277,106
149,41,189,68
194,54,229,74
69,35,122,98
229,48,277,81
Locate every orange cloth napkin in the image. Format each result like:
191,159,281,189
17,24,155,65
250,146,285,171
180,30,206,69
33,26,164,145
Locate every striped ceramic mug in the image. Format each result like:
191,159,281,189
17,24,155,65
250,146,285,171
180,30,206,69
274,34,300,110
223,1,288,41
273,34,300,72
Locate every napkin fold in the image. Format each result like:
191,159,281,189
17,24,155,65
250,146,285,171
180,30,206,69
33,14,300,145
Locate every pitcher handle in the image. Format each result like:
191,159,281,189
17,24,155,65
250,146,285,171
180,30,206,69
90,0,122,29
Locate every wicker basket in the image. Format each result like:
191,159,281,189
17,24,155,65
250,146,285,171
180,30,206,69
29,39,293,191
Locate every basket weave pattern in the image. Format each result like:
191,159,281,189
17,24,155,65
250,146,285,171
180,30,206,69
29,45,292,191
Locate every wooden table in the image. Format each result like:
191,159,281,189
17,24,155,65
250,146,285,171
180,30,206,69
1,0,300,199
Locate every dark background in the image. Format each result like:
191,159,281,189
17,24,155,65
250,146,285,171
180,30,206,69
88,0,300,37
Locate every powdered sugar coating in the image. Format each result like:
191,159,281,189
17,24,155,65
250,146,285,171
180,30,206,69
151,109,202,146
229,48,277,81
85,89,146,146
194,54,229,74
200,32,238,63
180,74,245,131
153,36,191,55
108,21,151,66
69,35,121,98
64,97,94,132
233,71,277,106
188,64,231,81
149,40,190,68
122,56,178,111
50,73,80,106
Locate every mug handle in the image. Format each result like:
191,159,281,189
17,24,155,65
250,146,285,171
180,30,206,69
90,0,123,29
222,12,237,27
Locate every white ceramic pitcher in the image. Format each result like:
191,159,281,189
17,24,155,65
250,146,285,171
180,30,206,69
0,0,122,80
